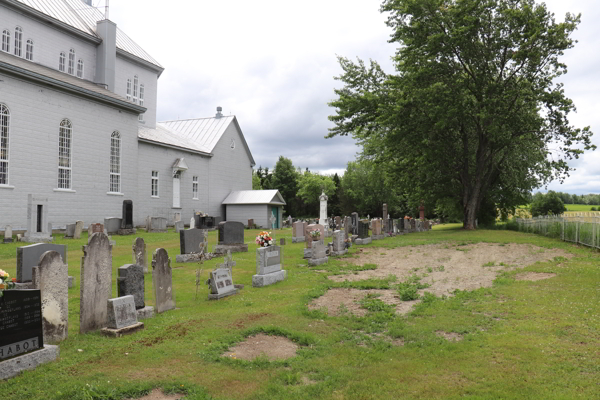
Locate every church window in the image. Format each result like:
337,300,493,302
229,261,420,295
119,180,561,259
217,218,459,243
2,30,10,53
126,79,132,100
77,59,84,78
0,104,9,185
192,176,198,199
151,171,159,197
25,39,33,60
133,75,139,103
68,49,75,75
109,131,121,193
13,27,22,57
59,52,66,72
138,84,145,121
58,119,72,189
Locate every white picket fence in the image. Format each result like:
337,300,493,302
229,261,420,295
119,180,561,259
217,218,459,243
516,214,600,249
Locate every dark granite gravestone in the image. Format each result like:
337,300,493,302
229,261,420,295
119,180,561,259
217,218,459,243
117,264,145,309
0,290,43,360
17,243,67,283
398,218,404,231
351,212,359,235
218,221,244,245
358,221,370,239
179,229,208,254
121,200,134,229
194,215,215,230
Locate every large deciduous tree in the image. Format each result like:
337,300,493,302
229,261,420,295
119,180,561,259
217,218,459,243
328,0,594,229
270,156,300,216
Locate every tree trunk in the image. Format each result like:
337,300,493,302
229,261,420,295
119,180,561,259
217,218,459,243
463,182,483,230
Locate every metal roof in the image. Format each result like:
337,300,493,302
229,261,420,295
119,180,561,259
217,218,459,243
222,190,286,205
160,116,236,153
13,0,162,69
0,50,145,113
138,124,212,155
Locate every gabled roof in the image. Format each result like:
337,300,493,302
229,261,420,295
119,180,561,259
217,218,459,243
138,124,212,156
0,50,145,113
222,190,287,206
11,0,162,70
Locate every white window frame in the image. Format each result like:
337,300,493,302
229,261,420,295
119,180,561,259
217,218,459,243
133,75,139,104
25,39,33,60
77,59,84,78
58,119,72,190
59,52,66,72
13,27,22,57
0,104,10,186
68,49,75,75
109,131,121,193
2,30,10,53
192,176,198,199
138,84,145,121
151,171,159,197
126,79,132,100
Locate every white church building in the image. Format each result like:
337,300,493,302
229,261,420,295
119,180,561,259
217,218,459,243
0,0,259,230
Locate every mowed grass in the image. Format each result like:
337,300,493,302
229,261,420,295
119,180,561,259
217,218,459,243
0,226,598,399
564,204,600,212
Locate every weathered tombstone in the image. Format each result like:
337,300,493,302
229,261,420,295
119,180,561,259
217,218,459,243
351,212,359,235
31,251,68,344
65,224,75,239
176,229,208,262
104,217,122,234
152,248,176,313
372,219,384,240
146,216,167,233
410,219,416,232
189,217,195,229
344,216,351,239
74,220,84,239
319,192,328,226
132,237,148,273
3,225,13,243
0,289,59,379
88,223,104,237
292,221,305,243
304,223,325,258
253,245,286,287
17,243,67,283
334,216,342,230
23,194,52,243
207,267,238,300
213,221,248,255
355,221,372,245
101,295,144,337
79,232,112,334
174,220,184,233
117,264,145,309
280,238,286,246
330,230,348,256
383,204,388,224
308,241,328,266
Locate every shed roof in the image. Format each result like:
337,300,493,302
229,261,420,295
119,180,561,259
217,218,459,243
222,190,286,206
138,124,212,156
12,0,162,69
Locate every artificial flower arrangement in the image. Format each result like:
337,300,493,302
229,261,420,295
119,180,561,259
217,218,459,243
255,231,274,247
309,229,321,240
0,269,16,297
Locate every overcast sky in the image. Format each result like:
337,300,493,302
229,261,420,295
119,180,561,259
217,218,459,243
102,0,598,194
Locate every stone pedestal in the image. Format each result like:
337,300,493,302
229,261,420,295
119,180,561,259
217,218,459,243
117,228,137,235
101,322,144,338
212,243,248,255
253,246,286,287
0,345,59,380
136,306,154,320
355,237,372,245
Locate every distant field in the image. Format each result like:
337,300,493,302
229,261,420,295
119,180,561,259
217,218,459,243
564,204,599,211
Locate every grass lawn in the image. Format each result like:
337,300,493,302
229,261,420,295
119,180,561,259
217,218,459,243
0,225,598,399
564,204,600,212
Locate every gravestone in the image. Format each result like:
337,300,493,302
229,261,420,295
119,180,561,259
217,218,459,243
419,201,425,220
0,289,59,380
355,221,372,245
308,241,328,266
176,229,208,262
174,220,184,233
31,251,68,344
117,264,145,309
3,225,13,243
80,232,112,334
292,221,306,243
351,212,359,235
195,215,216,230
65,224,75,238
280,238,286,246
17,243,67,283
189,217,195,229
88,223,104,237
132,237,148,273
247,219,254,228
101,295,144,337
146,216,167,233
23,194,52,243
304,223,325,258
253,245,286,287
344,216,351,239
207,267,238,300
330,230,348,256
404,218,410,233
152,248,176,313
335,216,342,230
319,192,328,226
121,200,134,229
104,217,122,234
372,219,384,240
74,220,84,239
214,221,248,254
410,219,416,232
383,204,388,224
174,213,181,222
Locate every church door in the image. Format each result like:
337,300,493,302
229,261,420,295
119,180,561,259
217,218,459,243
173,171,181,208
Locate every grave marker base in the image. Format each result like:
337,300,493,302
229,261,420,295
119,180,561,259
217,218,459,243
330,250,348,257
3,238,13,243
292,236,305,243
252,270,287,287
308,257,328,266
371,234,385,240
137,306,154,320
303,249,312,259
355,238,372,245
68,276,75,288
117,228,137,236
101,322,144,338
208,288,239,300
0,345,59,380
212,244,248,255
175,253,215,263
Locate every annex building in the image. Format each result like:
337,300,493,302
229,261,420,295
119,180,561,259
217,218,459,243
0,0,257,230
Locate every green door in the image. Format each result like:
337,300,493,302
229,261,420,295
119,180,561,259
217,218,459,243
271,207,279,229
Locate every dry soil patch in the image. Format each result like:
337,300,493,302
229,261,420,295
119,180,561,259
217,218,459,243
222,333,298,361
126,389,183,400
436,331,463,342
515,272,557,281
308,288,417,316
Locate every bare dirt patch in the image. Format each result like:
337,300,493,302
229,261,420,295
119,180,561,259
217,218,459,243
222,333,298,361
126,389,183,400
436,331,463,342
308,288,418,316
515,272,557,281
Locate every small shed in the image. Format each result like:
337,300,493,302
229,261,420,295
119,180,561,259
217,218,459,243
222,190,286,229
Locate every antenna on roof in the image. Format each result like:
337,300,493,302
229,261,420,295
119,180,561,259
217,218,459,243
105,0,110,20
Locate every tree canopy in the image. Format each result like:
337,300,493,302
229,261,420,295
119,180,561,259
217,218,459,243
328,0,595,229
530,191,566,217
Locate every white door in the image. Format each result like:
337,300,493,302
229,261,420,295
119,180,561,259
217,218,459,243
173,172,181,208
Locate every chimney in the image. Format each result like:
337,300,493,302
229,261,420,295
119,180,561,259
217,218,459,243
95,20,117,91
215,106,223,118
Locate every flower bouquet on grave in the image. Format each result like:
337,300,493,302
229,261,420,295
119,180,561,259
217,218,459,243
309,229,321,240
0,269,16,297
255,231,274,247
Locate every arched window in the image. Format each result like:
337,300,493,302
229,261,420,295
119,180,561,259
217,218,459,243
25,39,33,60
77,59,84,78
109,131,121,193
2,30,10,53
13,27,22,57
126,79,132,100
68,49,75,75
0,104,9,185
58,119,72,189
59,52,66,72
133,75,138,103
138,84,145,121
